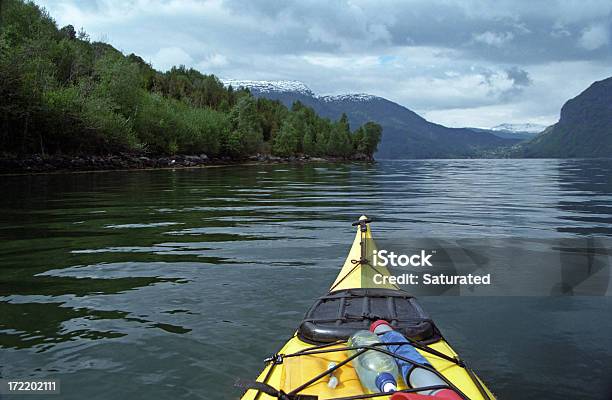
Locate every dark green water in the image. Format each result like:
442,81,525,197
1,159,611,399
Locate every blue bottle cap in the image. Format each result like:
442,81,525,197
375,372,397,392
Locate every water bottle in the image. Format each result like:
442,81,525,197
347,330,399,393
371,320,462,400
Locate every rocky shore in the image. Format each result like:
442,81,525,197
0,152,373,174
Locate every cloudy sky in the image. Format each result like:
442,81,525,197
35,0,611,128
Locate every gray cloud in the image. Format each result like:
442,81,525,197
221,0,612,63
34,0,612,127
506,67,531,87
579,23,611,50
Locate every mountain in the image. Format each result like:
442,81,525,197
466,123,545,141
223,79,314,96
523,77,612,158
222,80,519,158
492,123,547,134
467,127,537,141
487,123,546,140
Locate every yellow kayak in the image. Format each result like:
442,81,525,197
240,216,495,400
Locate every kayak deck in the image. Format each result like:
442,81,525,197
240,217,495,400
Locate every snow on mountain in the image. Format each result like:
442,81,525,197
221,79,380,102
491,123,547,134
221,79,314,96
319,93,379,102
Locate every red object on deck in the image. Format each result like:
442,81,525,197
390,388,462,400
370,319,391,332
390,394,431,400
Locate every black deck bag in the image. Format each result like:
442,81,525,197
297,288,440,344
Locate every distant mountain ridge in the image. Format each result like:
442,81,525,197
491,123,547,134
523,76,612,158
468,123,545,141
222,79,518,158
222,79,314,96
320,93,379,102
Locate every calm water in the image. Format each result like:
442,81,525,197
1,159,611,399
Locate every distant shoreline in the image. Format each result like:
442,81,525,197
0,153,374,175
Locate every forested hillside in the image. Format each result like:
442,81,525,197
0,0,381,160
234,82,519,159
523,77,612,158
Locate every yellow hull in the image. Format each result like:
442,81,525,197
241,217,495,400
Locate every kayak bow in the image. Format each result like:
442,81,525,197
240,216,495,400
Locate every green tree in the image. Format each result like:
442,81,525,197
256,98,288,141
59,24,76,40
91,53,142,117
326,113,352,157
303,128,316,155
133,93,184,154
272,117,300,156
314,119,332,156
287,105,318,155
354,121,382,156
0,0,58,46
180,107,228,156
227,96,264,156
